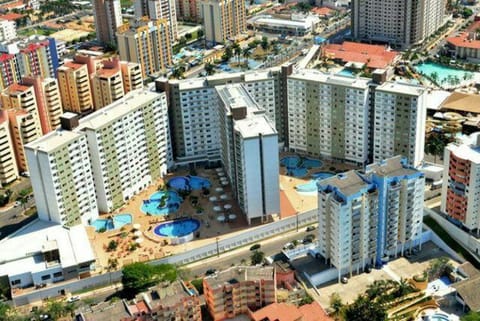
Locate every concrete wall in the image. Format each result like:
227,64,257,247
425,207,480,263
13,209,318,306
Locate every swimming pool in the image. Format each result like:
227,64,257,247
415,62,473,86
337,69,355,77
141,191,183,215
429,313,451,321
427,276,451,293
296,172,335,193
168,176,211,191
280,156,323,178
90,213,132,232
154,218,200,237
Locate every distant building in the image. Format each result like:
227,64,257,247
91,64,125,109
216,84,280,224
57,61,94,114
116,19,173,77
373,82,427,167
351,0,445,49
0,110,18,185
248,15,320,36
134,0,178,43
0,19,16,42
93,0,122,44
176,0,199,22
204,266,276,321
447,32,480,62
441,132,480,232
199,0,246,45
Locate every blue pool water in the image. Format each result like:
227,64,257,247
296,172,335,193
427,276,451,293
141,190,183,215
280,156,323,178
168,176,211,191
91,213,132,232
154,218,201,237
430,313,451,321
415,62,473,85
337,69,355,77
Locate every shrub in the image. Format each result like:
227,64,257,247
107,240,118,252
250,244,261,251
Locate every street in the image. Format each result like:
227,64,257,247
0,197,36,239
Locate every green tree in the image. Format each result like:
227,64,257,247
462,311,480,321
107,240,118,252
197,29,204,38
205,62,215,75
232,42,241,63
122,263,177,295
344,295,387,321
0,302,12,321
222,45,233,61
261,36,269,50
427,257,453,280
191,278,204,295
425,133,452,163
242,47,251,66
329,292,344,321
45,300,75,320
250,250,265,265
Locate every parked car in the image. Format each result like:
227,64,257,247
205,268,217,276
67,295,80,303
283,242,294,250
306,226,316,232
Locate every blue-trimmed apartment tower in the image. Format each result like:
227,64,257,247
317,156,425,281
317,170,378,282
365,156,425,267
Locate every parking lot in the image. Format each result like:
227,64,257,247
315,241,460,308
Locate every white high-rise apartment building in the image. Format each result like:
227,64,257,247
318,170,379,281
200,0,246,44
287,70,371,166
26,126,98,227
351,0,446,49
25,87,172,226
0,19,16,42
161,70,282,165
82,89,172,213
216,84,280,224
373,82,426,167
365,156,425,264
441,133,480,232
134,0,178,43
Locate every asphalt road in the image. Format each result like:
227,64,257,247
0,197,36,239
186,226,316,278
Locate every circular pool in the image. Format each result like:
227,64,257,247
154,218,201,244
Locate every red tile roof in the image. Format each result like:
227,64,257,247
0,13,25,21
299,302,333,321
311,7,334,17
0,0,24,10
7,83,30,93
135,301,150,314
322,41,399,69
250,302,333,321
447,32,480,50
0,53,15,63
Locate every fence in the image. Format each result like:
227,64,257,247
12,209,318,306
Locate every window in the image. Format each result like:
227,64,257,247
41,274,51,281
53,272,63,278
11,279,21,286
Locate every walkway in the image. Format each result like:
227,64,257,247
382,264,401,282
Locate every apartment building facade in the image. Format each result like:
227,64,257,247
287,70,371,166
21,76,63,134
1,83,43,172
203,266,276,321
120,61,143,93
57,61,93,114
0,19,16,42
117,19,173,77
91,67,125,109
317,170,378,280
176,0,199,22
0,110,18,185
134,0,179,42
365,156,425,265
373,82,426,167
25,87,172,226
93,0,122,44
441,133,480,232
199,0,246,44
351,0,446,49
216,84,280,224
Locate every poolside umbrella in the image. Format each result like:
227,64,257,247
215,187,223,193
213,206,222,212
134,230,142,237
216,215,226,222
220,194,228,200
133,223,141,230
135,237,144,244
221,181,228,186
209,196,218,202
224,204,232,210
215,168,222,173
228,214,236,220
218,172,225,177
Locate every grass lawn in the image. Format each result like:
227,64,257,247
424,215,480,268
18,28,53,37
120,0,132,8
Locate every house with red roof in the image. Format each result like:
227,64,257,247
322,41,400,70
446,32,480,62
249,302,333,321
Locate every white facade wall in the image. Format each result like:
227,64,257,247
0,19,16,42
260,134,280,215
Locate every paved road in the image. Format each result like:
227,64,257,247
0,197,36,239
186,226,315,277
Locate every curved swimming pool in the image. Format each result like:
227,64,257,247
91,213,132,232
280,156,323,178
296,172,335,193
141,190,183,215
168,175,211,190
154,218,200,237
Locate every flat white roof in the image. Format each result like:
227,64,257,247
447,133,480,164
25,129,84,154
425,90,451,110
289,69,370,89
0,220,94,277
235,114,276,138
376,81,425,96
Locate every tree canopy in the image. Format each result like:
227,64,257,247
344,295,387,321
122,263,177,295
462,311,480,321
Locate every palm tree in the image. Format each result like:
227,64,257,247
232,42,241,63
107,258,119,286
329,293,344,321
242,48,251,67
